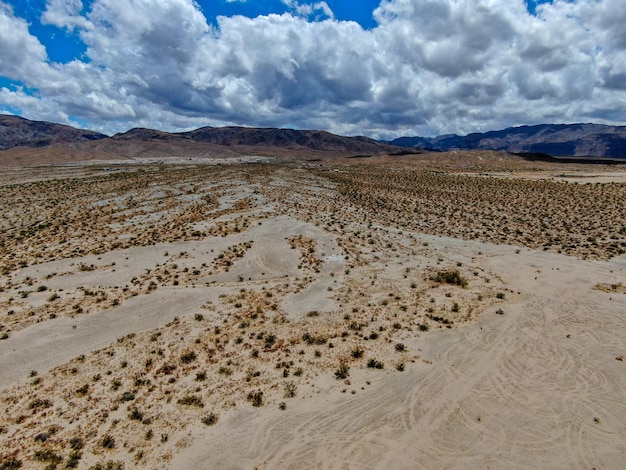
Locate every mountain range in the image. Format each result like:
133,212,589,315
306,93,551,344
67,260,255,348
1,114,625,161
391,123,626,158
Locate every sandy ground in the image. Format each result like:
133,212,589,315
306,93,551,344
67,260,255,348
172,240,626,470
0,161,624,469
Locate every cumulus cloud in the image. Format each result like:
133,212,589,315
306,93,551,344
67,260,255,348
0,3,54,82
0,0,625,137
42,0,91,31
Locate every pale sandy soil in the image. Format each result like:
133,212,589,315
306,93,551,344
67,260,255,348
0,161,624,469
174,241,626,470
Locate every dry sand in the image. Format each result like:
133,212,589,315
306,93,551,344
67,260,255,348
0,161,624,469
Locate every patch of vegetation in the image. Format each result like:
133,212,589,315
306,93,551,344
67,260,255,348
177,395,204,407
201,412,219,426
302,332,327,345
180,350,197,364
351,347,364,359
247,390,264,407
88,461,124,470
334,363,350,379
367,359,384,369
430,270,468,288
100,435,116,449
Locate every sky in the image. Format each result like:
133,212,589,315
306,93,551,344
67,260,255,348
0,0,625,138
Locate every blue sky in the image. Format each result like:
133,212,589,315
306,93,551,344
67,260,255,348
0,0,624,137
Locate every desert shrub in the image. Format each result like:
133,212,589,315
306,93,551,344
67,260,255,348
32,450,62,464
0,459,22,469
180,350,197,364
128,408,143,421
247,390,264,407
88,461,124,470
284,382,297,398
177,395,204,407
395,343,406,352
302,333,327,345
66,451,82,468
367,359,384,369
264,335,276,348
334,364,350,379
28,398,52,410
218,366,232,376
430,270,468,288
69,437,84,450
202,412,219,426
100,435,115,449
351,347,364,359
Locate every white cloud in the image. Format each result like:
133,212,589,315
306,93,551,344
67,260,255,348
0,3,54,83
1,0,625,137
282,1,334,20
42,0,91,31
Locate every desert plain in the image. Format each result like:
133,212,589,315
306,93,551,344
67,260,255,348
0,153,625,469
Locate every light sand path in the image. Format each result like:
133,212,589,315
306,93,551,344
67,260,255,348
0,286,226,389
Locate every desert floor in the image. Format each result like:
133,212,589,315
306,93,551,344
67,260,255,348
0,159,624,469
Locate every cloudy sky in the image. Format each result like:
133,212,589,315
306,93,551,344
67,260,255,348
0,0,625,138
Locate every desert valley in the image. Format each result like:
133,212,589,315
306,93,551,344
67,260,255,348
0,134,624,469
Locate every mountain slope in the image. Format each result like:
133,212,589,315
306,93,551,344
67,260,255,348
392,124,626,158
0,115,107,150
175,126,405,155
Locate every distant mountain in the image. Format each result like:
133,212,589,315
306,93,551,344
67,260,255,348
3,114,625,161
0,114,107,150
391,124,626,158
114,126,406,155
